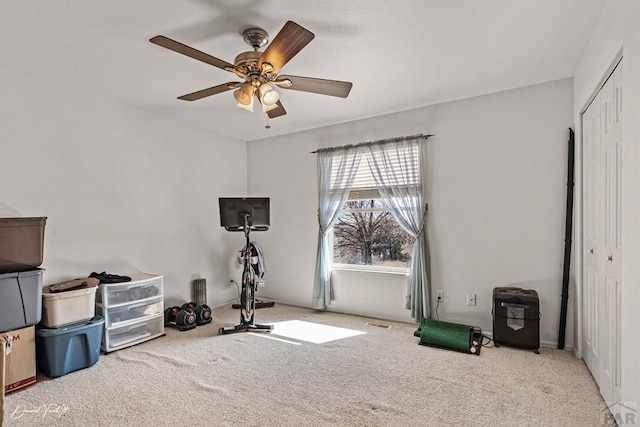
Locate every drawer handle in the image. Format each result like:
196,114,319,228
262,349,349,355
126,281,159,290
128,302,148,309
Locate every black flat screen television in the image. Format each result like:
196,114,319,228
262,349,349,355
219,197,270,231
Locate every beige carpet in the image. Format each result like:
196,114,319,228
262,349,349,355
3,304,613,426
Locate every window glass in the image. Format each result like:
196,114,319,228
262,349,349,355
333,199,413,269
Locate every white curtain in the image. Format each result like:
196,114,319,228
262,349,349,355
366,137,430,321
312,146,361,309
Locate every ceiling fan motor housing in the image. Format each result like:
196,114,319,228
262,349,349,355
234,51,262,70
236,28,271,81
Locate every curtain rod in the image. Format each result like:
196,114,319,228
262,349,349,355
310,133,434,154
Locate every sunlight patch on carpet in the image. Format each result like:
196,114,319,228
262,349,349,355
267,320,366,344
249,332,302,345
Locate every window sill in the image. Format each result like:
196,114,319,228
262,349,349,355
332,264,409,275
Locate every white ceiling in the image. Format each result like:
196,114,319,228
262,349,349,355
0,0,606,142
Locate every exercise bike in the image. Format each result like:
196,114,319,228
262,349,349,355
218,197,273,335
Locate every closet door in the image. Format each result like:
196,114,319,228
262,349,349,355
581,88,601,384
582,59,622,405
599,63,622,404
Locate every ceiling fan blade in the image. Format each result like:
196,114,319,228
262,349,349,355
178,82,240,101
276,75,352,98
150,35,235,72
267,100,287,119
258,21,314,74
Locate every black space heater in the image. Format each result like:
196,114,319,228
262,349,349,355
492,287,540,354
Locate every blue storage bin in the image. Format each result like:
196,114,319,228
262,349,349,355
35,316,104,378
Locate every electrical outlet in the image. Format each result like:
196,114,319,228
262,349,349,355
436,290,444,301
466,293,477,306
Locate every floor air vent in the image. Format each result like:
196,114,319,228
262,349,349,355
365,322,391,329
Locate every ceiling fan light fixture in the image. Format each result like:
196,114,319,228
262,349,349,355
259,83,279,106
233,82,254,105
262,102,279,113
237,96,254,112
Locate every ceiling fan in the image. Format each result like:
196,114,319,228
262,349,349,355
150,21,353,119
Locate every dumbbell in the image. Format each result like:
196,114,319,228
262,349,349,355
164,306,196,331
181,302,212,325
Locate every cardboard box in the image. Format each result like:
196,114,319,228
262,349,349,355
1,326,36,395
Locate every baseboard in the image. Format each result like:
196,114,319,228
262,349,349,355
481,331,575,353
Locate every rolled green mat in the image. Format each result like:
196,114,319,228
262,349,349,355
414,318,473,353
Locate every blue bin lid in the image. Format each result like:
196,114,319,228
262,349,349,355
36,315,104,337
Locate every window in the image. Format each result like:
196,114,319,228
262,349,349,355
331,144,419,271
333,199,414,269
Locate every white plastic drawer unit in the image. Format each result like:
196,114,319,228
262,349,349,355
96,274,162,306
96,273,165,352
103,313,164,352
96,296,163,328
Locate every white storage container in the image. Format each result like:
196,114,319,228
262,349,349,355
95,274,162,305
103,313,164,352
96,296,164,328
41,285,97,328
96,273,165,352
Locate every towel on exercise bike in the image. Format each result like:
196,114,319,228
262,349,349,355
240,241,265,277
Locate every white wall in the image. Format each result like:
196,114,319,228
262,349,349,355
573,0,640,408
248,78,574,346
0,65,247,307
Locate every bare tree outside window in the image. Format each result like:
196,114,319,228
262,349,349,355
333,200,413,268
